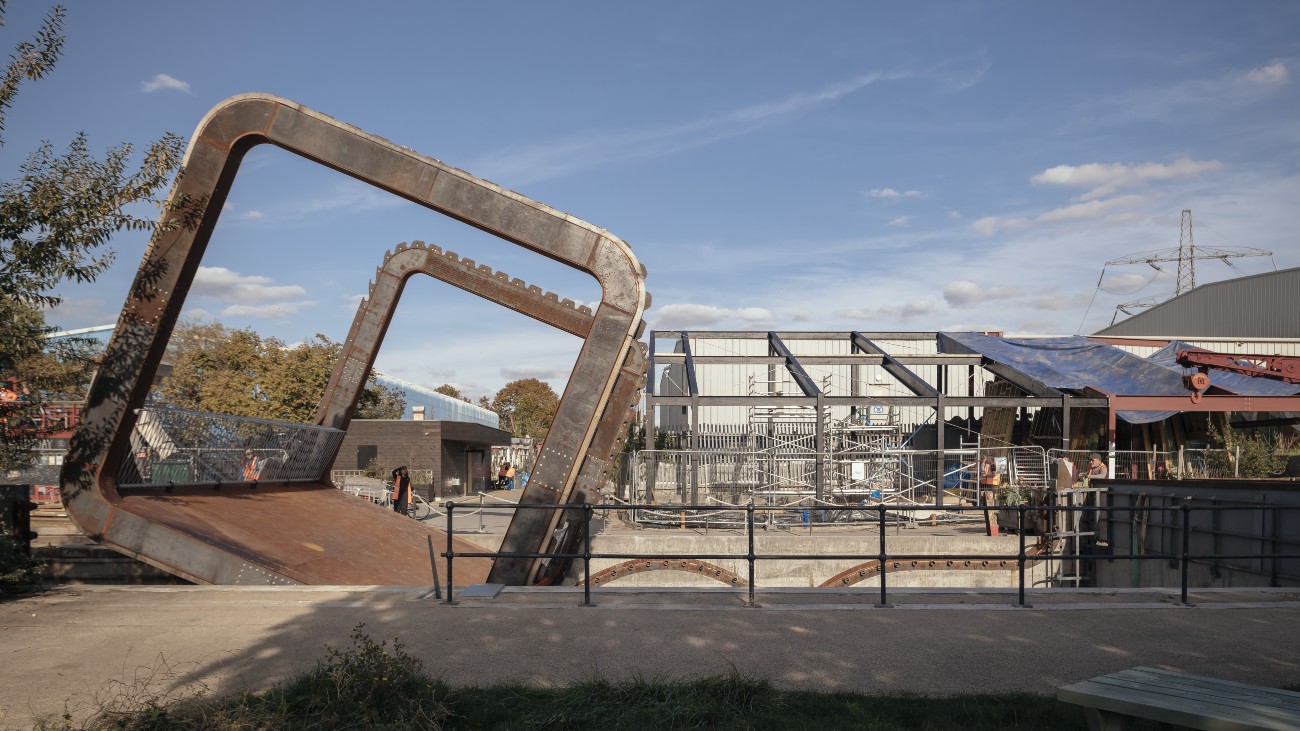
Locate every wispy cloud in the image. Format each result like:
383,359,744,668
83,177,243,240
651,303,774,330
943,281,1021,307
1245,60,1289,86
1084,59,1292,126
1036,193,1152,223
1033,157,1223,200
472,71,908,185
221,301,317,319
501,364,570,380
887,216,912,228
140,73,191,93
865,187,922,199
834,299,943,322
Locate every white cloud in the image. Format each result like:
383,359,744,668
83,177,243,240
866,188,922,199
343,293,365,311
887,216,912,227
193,267,308,302
220,301,317,319
501,365,570,380
835,299,942,322
1245,60,1288,86
971,216,999,236
1032,157,1224,200
943,281,1022,307
43,298,108,326
140,73,191,93
651,303,774,330
181,308,216,321
1036,194,1150,223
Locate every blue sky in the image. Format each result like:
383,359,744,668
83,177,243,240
6,2,1299,401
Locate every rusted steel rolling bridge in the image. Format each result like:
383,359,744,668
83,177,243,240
60,94,649,587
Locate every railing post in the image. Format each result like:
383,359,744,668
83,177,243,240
1017,504,1031,608
583,503,593,606
747,501,757,607
478,491,485,533
1179,501,1193,606
876,504,891,608
445,501,456,604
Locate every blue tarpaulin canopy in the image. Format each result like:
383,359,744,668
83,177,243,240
939,332,1300,424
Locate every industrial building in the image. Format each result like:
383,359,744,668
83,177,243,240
642,329,1300,509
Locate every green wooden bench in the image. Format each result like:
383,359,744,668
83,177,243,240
1057,666,1300,730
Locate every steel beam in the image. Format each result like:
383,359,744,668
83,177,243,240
680,333,699,397
649,395,1110,408
851,332,939,398
768,332,820,397
650,354,983,366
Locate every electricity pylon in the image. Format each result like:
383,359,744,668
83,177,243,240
1110,209,1272,321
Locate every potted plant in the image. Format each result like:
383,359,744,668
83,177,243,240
996,481,1039,533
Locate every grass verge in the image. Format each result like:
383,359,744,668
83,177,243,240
23,624,1160,730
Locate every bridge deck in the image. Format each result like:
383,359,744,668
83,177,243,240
109,483,490,585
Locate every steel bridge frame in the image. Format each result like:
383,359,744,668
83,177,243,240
60,94,649,585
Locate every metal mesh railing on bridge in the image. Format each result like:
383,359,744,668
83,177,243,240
116,404,344,487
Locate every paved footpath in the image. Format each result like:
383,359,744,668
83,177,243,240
2,585,1300,727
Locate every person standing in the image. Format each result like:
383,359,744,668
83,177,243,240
1086,453,1108,480
391,466,411,514
497,462,510,490
241,449,263,481
505,463,516,490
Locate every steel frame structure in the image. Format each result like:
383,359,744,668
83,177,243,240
645,330,1300,500
60,94,649,586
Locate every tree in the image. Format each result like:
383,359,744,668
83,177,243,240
490,378,559,440
434,383,470,403
0,4,184,471
158,321,406,422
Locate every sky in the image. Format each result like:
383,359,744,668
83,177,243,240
5,2,1299,402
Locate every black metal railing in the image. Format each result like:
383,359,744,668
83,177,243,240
440,501,1300,609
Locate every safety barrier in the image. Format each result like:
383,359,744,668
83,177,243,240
628,446,1050,526
1047,448,1239,480
116,404,345,487
439,500,1300,608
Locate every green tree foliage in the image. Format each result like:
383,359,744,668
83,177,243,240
158,321,406,422
0,3,184,470
1206,420,1286,478
0,299,98,470
490,378,559,440
434,383,470,402
0,6,185,308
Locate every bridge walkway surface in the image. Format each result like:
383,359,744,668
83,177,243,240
2,585,1298,727
90,483,493,586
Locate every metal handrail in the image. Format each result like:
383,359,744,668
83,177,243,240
441,500,1300,608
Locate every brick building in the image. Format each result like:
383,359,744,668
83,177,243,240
333,418,511,497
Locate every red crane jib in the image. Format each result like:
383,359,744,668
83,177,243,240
1175,349,1300,385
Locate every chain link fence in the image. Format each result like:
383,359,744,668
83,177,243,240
116,404,344,487
1047,448,1241,481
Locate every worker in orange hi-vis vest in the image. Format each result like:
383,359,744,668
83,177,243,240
241,449,262,481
